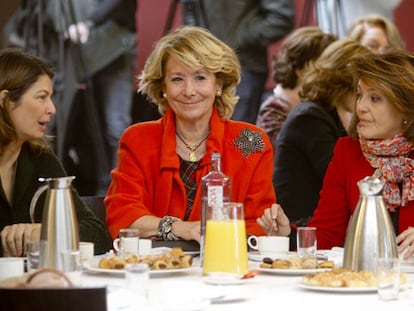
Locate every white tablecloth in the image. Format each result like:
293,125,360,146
81,256,414,311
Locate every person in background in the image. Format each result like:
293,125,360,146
0,48,111,257
203,0,295,124
65,0,138,196
346,14,405,53
105,26,276,242
316,0,402,38
256,26,337,149
272,39,370,227
258,50,414,259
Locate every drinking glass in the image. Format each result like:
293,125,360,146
297,227,317,267
202,202,248,278
60,249,82,286
113,228,139,257
25,240,40,272
125,263,149,304
377,257,400,301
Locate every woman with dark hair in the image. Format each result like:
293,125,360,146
0,48,111,257
257,26,336,149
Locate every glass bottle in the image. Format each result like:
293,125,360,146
200,153,231,265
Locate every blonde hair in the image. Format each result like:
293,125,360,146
138,26,240,119
347,14,405,51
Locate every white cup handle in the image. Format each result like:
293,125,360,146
113,238,121,252
247,236,259,250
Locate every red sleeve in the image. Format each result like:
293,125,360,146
308,138,353,249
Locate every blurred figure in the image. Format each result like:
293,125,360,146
65,0,138,196
346,14,405,53
259,50,414,259
105,26,276,241
256,26,337,149
273,39,370,227
0,48,111,257
4,0,138,196
203,0,295,124
316,0,402,38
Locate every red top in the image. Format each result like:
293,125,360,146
105,107,276,239
308,136,414,249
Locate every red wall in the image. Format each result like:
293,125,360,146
136,0,413,90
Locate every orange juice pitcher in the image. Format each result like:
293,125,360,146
202,202,248,277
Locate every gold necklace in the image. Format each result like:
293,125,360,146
176,132,209,162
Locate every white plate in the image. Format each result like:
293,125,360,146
248,251,296,262
299,282,410,293
299,284,376,293
84,255,195,276
259,267,331,276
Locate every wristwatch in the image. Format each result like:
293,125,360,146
158,216,180,241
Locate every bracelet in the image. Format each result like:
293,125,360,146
158,216,180,241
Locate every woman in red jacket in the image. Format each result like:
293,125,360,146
105,26,276,242
258,50,414,259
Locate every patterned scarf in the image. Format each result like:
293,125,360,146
360,133,414,211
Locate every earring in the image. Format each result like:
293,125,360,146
403,120,408,125
216,89,222,97
162,92,167,98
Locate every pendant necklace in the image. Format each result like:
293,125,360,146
176,132,209,162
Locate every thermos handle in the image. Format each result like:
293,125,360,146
29,184,48,223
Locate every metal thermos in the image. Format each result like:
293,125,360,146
29,176,79,269
343,176,398,273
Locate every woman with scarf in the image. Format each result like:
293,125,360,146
257,49,414,259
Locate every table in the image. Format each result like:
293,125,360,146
81,257,414,311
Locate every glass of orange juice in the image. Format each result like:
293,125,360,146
202,202,248,279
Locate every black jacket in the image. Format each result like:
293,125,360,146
204,0,295,73
273,101,347,226
0,143,112,256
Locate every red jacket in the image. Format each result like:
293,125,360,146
105,108,276,239
308,136,414,249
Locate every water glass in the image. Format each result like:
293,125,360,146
297,227,317,256
60,249,82,286
297,227,317,267
25,240,40,272
377,257,400,301
113,228,139,257
125,263,149,304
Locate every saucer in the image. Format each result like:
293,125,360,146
248,251,296,262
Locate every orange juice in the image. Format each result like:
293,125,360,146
202,219,248,275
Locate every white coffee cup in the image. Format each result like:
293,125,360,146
79,242,94,263
0,257,25,280
113,228,139,257
247,236,289,256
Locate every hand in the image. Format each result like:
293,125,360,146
172,220,201,243
396,226,414,259
257,203,291,237
1,223,41,257
65,22,90,44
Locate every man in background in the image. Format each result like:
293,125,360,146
204,0,295,124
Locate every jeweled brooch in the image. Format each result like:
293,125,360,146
233,128,265,157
